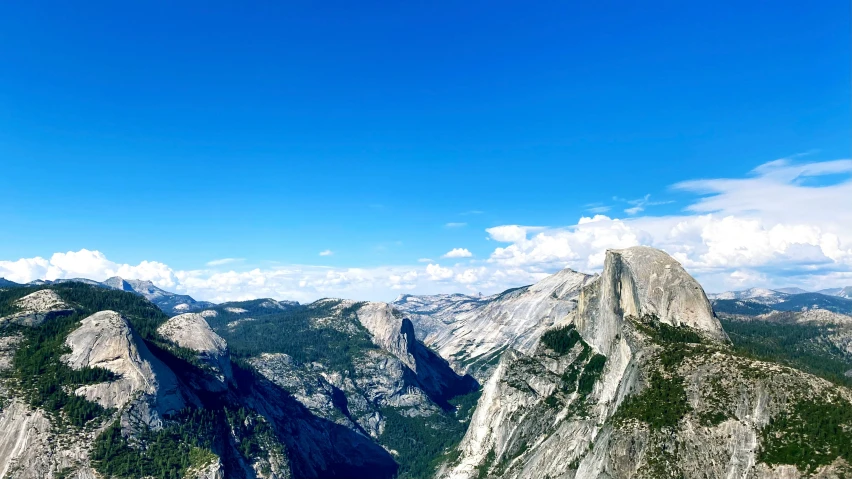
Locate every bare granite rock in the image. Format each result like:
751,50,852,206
400,268,595,381
158,312,234,391
0,289,74,327
0,399,100,479
63,310,187,427
441,247,852,479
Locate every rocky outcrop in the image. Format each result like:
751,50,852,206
393,293,491,342
441,247,852,479
576,246,726,357
185,457,226,479
355,302,477,402
0,289,74,327
103,276,215,315
0,399,99,479
236,364,398,479
248,300,476,442
402,268,595,380
158,312,234,391
63,310,187,426
250,350,440,439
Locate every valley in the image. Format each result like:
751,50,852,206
0,247,851,478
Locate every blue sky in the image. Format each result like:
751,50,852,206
1,1,850,301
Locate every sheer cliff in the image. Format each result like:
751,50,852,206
440,247,852,479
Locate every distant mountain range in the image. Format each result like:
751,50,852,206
3,249,852,477
708,285,852,302
709,287,852,316
0,276,222,315
3,275,851,318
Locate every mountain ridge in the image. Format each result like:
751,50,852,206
2,248,852,478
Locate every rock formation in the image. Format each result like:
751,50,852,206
440,247,852,479
158,312,235,391
63,310,188,425
398,268,595,380
0,289,74,327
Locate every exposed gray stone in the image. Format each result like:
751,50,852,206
158,312,234,391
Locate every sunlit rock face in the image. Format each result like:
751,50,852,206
158,312,235,391
63,310,188,425
440,247,852,479
575,246,727,357
0,289,74,327
398,268,595,382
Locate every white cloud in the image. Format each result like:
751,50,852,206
456,267,486,285
585,204,612,214
2,158,849,302
622,194,672,216
319,250,333,256
426,264,454,281
0,249,177,288
206,258,243,266
388,270,419,290
445,222,467,228
486,225,539,243
480,158,852,292
443,248,473,258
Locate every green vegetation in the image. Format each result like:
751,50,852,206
759,395,852,472
614,371,692,430
611,314,703,430
379,388,481,479
773,293,852,315
632,314,703,344
639,444,683,479
561,343,592,389
720,317,852,387
540,324,582,355
542,330,607,415
90,405,281,479
698,410,728,427
5,311,116,427
0,283,193,429
92,409,218,479
214,300,379,373
577,354,606,396
711,299,773,316
475,448,496,479
449,387,482,421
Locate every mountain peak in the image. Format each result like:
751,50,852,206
576,246,726,355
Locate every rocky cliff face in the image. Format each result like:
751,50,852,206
398,269,595,381
393,293,491,342
0,285,397,479
574,246,727,357
356,301,477,400
441,247,852,479
158,312,235,391
244,299,478,446
64,310,189,426
0,399,101,479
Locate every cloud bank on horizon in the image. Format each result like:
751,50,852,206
2,158,850,303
